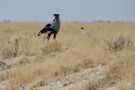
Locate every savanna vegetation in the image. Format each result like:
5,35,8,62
0,22,135,90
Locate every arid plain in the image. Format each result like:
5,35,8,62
0,22,135,90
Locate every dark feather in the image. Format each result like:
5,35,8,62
38,24,57,36
45,24,52,29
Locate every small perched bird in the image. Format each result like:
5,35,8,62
38,14,60,40
81,27,90,38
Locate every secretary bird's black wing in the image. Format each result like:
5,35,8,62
45,24,52,29
38,24,55,36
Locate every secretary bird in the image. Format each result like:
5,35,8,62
38,14,60,40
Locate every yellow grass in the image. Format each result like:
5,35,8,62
0,22,135,89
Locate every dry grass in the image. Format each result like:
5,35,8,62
0,22,135,89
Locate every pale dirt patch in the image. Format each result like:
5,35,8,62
35,65,105,90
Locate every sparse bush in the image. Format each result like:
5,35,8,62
103,36,134,51
1,35,46,58
113,36,126,51
0,61,6,70
42,41,62,54
1,37,20,58
2,48,18,59
60,58,93,75
105,61,122,80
